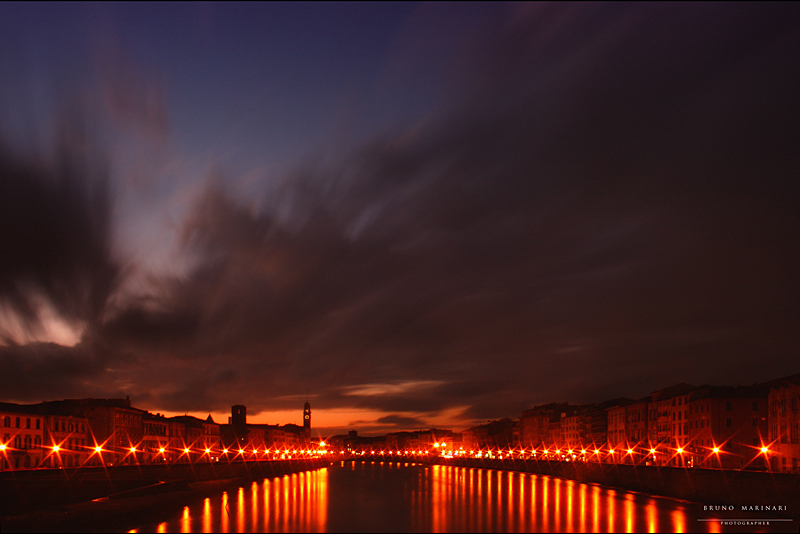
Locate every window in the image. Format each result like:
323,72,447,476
15,417,20,428
35,419,40,430
26,418,30,429
726,418,732,427
752,401,758,411
792,397,797,411
726,402,732,412
781,425,788,443
753,418,759,427
3,416,8,427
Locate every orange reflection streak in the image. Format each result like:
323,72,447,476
220,492,229,533
292,473,299,531
302,472,308,529
251,481,258,532
672,508,686,533
554,477,561,531
156,522,167,533
529,474,536,531
566,480,574,533
263,479,270,533
624,494,634,533
270,477,279,533
236,486,245,533
519,473,525,531
319,468,329,532
542,476,548,531
592,485,601,533
308,471,315,533
202,497,211,533
498,471,504,531
476,467,483,531
282,475,290,533
607,490,616,532
492,470,499,531
579,482,587,534
181,505,191,534
467,467,473,532
646,498,657,533
434,465,443,533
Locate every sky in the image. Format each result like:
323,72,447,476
1,2,799,437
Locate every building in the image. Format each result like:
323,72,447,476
519,403,572,449
40,410,91,468
647,383,696,465
686,385,769,470
39,398,144,465
462,419,517,450
768,374,800,473
222,405,250,452
606,402,630,462
0,403,44,470
303,401,311,441
141,413,170,463
169,415,219,462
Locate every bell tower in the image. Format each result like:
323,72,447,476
303,401,311,436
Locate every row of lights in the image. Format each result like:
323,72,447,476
338,442,774,463
1,440,330,463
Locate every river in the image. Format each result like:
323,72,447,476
130,460,776,533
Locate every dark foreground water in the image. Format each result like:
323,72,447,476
130,461,785,533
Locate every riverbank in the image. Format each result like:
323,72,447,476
0,458,331,533
435,457,800,518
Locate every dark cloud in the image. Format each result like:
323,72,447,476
0,341,115,400
3,4,800,430
0,118,118,338
375,415,428,429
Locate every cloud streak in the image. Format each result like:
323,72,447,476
1,4,798,432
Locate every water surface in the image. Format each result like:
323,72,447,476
133,460,770,532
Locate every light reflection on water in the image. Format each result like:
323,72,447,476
136,462,720,533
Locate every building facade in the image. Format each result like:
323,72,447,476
768,375,800,473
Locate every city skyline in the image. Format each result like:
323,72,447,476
1,2,800,436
